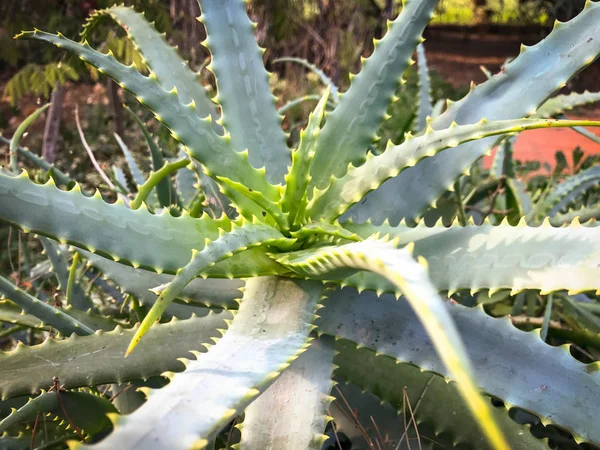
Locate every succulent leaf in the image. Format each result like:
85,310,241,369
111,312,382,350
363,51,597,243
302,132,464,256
240,337,335,450
114,132,146,187
17,30,278,199
40,237,92,310
317,288,600,445
335,342,550,449
0,170,231,273
343,220,600,295
9,104,50,173
276,240,509,449
0,135,73,187
78,277,321,450
0,391,117,437
529,164,600,222
536,90,600,118
81,250,242,310
308,0,438,192
348,2,600,224
414,43,432,132
126,105,178,207
0,313,230,400
126,223,288,355
0,274,94,336
198,0,290,185
98,5,221,126
281,88,329,227
312,118,600,222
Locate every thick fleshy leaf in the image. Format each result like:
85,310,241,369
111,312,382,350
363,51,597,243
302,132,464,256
9,104,50,172
79,277,321,450
414,43,432,132
0,312,230,400
308,118,600,222
114,132,145,187
17,30,278,200
96,6,220,125
308,0,438,192
0,274,94,336
40,237,92,310
126,105,178,207
199,0,290,185
347,2,600,224
0,135,73,187
240,337,335,449
529,164,600,222
276,240,509,449
536,90,600,118
342,220,600,295
126,223,287,355
331,373,548,450
550,205,600,226
317,288,600,445
281,88,329,227
0,391,117,437
0,171,234,273
0,299,124,332
81,250,242,309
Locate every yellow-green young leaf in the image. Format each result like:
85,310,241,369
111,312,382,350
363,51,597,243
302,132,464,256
126,223,287,355
309,118,600,222
9,103,50,172
275,240,509,450
281,87,330,228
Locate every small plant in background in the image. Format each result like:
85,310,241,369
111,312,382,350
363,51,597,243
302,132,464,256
1,1,600,449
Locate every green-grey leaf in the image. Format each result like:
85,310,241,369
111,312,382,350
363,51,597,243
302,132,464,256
126,105,177,207
0,135,73,187
199,0,290,185
81,250,242,309
114,132,145,187
276,240,508,449
17,30,278,200
240,337,335,450
347,2,600,224
317,287,600,445
310,119,598,222
414,43,432,132
529,164,600,222
103,6,220,126
343,221,600,295
0,171,232,273
40,237,92,310
82,277,321,449
308,0,438,192
127,223,287,354
0,391,117,437
0,274,93,336
333,348,549,450
0,312,230,400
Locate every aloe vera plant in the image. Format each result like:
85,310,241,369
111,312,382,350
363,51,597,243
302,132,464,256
2,1,600,449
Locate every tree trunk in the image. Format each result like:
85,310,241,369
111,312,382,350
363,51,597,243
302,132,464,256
107,80,124,138
42,83,65,164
